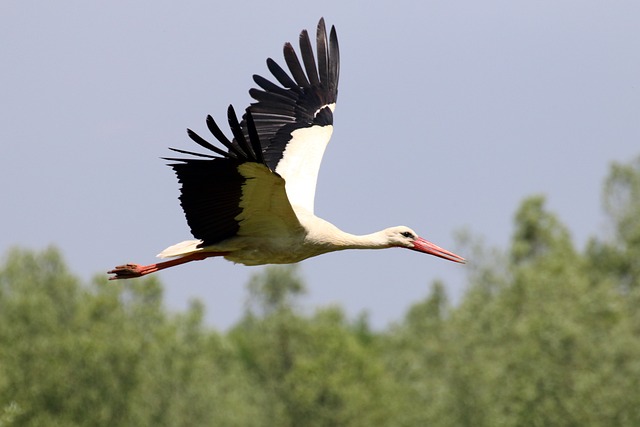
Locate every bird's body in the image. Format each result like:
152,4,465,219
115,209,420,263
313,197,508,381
109,19,464,280
157,218,430,266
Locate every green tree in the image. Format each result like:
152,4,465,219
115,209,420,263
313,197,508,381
380,280,452,426
384,192,640,426
4,154,640,427
0,247,260,426
588,156,640,290
231,265,389,426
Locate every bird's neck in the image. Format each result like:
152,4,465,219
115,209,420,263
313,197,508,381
310,225,391,250
299,213,393,250
337,230,393,250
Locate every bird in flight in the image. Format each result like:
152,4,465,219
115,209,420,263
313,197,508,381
109,18,465,280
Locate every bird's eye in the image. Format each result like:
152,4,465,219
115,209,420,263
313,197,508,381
401,231,414,239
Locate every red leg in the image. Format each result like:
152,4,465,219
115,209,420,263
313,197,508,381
108,251,228,280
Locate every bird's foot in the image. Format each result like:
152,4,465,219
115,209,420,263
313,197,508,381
108,252,224,280
108,263,155,280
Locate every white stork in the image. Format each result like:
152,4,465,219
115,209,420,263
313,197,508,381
108,18,465,280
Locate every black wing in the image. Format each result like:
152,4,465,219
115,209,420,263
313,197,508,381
246,17,340,170
165,107,290,245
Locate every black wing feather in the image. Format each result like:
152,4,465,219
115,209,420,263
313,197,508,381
226,105,252,158
205,115,246,158
266,58,298,89
186,128,236,158
166,147,217,159
316,18,330,88
283,43,310,88
329,26,340,94
246,18,340,170
299,29,320,86
253,74,298,99
169,159,244,244
165,19,340,243
245,111,264,165
167,107,269,245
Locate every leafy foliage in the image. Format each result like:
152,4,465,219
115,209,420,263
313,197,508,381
0,248,258,426
2,156,640,425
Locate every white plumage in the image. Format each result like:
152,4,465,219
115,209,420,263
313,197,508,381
109,19,464,280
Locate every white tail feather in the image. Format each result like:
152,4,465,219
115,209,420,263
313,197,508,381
157,239,203,258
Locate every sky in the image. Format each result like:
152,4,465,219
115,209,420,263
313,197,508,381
2,1,639,330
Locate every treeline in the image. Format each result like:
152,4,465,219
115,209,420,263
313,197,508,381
1,157,640,426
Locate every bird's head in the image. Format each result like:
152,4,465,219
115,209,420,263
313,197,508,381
386,226,466,264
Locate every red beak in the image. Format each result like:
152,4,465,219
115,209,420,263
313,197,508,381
411,237,466,264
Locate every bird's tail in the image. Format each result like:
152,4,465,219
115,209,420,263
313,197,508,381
157,239,203,258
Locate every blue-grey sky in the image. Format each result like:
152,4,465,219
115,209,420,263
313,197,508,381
2,1,638,329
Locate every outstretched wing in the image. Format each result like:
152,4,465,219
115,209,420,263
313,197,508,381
165,107,302,246
246,18,340,214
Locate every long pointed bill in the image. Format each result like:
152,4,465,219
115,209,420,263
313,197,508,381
411,237,466,264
